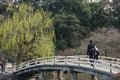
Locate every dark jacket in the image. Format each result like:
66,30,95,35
87,43,95,56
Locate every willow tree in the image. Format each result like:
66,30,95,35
0,4,55,62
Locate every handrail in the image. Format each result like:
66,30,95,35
14,55,120,75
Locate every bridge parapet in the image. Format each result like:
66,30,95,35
14,55,120,71
13,55,120,79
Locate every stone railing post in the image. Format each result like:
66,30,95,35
57,70,62,80
71,71,77,80
91,75,95,80
78,57,80,66
20,63,23,70
93,59,95,69
12,63,16,72
54,56,56,64
109,63,112,80
65,56,67,65
38,71,45,80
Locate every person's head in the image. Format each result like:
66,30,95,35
89,40,93,43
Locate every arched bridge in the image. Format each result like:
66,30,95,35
13,55,120,80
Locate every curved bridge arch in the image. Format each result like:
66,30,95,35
13,55,120,79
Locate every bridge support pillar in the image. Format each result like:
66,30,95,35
38,71,44,80
57,70,62,80
71,71,77,80
91,75,95,80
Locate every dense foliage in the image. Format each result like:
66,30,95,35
54,14,86,50
0,3,55,62
0,0,120,61
43,0,91,49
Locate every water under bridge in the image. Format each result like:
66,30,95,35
5,55,120,80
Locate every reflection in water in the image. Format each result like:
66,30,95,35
31,71,102,80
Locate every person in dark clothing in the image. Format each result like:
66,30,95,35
1,57,6,74
87,40,95,66
87,40,95,59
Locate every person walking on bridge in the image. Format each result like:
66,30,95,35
87,40,95,59
1,57,6,74
87,40,95,66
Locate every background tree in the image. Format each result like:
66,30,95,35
112,4,120,29
54,14,87,50
89,2,107,30
0,3,55,62
0,0,7,14
42,0,91,50
44,0,91,25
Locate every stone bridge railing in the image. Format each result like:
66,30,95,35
13,55,120,80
